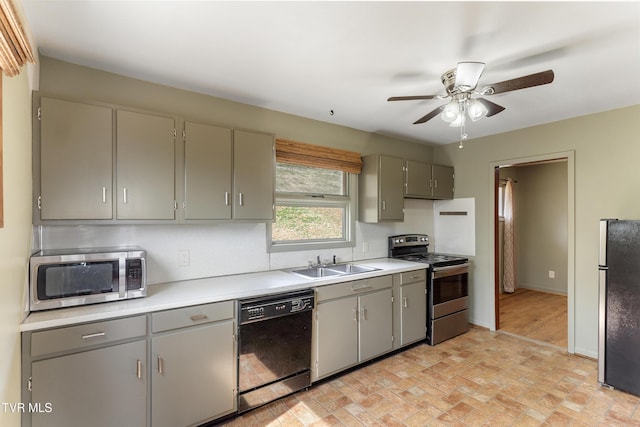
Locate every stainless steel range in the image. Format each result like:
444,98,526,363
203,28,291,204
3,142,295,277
389,234,470,345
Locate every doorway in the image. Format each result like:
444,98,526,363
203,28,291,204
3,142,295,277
491,152,575,353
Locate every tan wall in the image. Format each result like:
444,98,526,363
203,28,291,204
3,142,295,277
0,70,34,426
515,162,568,294
39,57,435,161
434,104,640,357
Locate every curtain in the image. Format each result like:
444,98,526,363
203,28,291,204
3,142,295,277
0,0,35,76
275,138,362,174
503,179,516,293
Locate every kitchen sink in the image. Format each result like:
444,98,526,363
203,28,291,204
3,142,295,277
291,267,343,279
290,263,379,279
325,263,378,274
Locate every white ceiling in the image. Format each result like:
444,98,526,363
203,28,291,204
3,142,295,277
21,1,640,145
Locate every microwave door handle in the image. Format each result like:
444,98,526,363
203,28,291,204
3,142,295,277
119,256,127,297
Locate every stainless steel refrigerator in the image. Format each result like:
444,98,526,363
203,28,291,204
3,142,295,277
598,219,640,397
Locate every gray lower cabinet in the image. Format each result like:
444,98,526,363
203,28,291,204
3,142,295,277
313,275,393,381
151,302,236,427
23,315,148,427
36,96,114,220
394,269,427,347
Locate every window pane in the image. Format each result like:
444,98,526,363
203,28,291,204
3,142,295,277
272,206,344,241
276,163,345,195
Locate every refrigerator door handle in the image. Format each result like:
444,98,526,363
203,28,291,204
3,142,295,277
599,220,609,267
598,267,607,384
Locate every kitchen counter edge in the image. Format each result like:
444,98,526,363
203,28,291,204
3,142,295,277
20,258,426,332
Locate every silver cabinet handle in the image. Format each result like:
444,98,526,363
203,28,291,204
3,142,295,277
382,200,386,211
403,297,408,308
239,192,244,206
434,179,438,189
189,314,208,322
351,283,371,292
157,356,164,374
360,307,368,321
102,186,107,203
81,332,106,340
225,191,230,206
123,187,128,204
352,308,358,322
429,179,433,189
136,360,142,379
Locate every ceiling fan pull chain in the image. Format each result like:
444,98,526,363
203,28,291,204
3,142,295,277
459,103,468,149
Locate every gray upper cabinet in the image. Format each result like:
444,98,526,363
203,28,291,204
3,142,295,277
404,160,431,199
431,164,455,199
405,160,454,200
38,97,113,220
184,122,233,220
232,130,275,221
116,110,176,220
359,154,405,222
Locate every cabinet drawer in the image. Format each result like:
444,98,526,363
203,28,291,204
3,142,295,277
400,269,427,285
152,301,234,333
315,275,392,302
31,315,147,357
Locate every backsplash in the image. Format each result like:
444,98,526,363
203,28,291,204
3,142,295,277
35,199,434,285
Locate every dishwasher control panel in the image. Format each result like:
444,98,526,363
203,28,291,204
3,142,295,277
239,289,315,324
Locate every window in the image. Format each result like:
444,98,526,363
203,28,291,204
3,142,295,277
269,163,356,251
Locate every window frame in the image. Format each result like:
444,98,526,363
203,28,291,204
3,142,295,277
267,167,357,252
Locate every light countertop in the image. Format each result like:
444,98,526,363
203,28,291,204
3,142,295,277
21,258,426,332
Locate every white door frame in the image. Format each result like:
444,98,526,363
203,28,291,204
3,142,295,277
489,150,575,353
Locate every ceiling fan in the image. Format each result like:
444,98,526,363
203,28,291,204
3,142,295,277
388,62,555,128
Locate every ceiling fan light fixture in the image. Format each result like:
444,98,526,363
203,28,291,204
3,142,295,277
455,62,485,91
441,101,460,123
468,99,489,122
449,113,465,128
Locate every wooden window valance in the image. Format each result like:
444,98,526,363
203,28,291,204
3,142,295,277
275,138,363,174
0,0,35,77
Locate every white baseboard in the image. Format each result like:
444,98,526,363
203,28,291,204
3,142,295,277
519,283,567,296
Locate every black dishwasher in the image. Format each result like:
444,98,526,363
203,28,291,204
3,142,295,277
237,289,314,413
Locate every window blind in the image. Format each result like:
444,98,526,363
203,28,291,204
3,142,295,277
275,138,362,174
0,0,35,77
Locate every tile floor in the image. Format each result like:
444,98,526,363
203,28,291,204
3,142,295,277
221,326,640,427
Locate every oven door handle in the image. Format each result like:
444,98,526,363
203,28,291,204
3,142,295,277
432,263,470,279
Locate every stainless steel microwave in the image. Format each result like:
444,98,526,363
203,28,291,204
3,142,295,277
29,247,146,311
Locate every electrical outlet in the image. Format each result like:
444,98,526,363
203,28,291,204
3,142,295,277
178,250,190,267
549,270,555,279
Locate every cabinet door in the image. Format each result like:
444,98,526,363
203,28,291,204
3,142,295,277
31,340,146,427
233,130,274,220
379,156,405,221
152,320,235,427
432,164,454,199
400,281,427,345
116,110,176,220
358,288,393,361
184,122,232,220
315,296,358,379
404,160,431,198
39,97,113,220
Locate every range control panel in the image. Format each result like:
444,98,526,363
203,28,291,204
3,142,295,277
239,290,315,324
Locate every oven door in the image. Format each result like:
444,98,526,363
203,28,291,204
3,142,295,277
430,264,469,318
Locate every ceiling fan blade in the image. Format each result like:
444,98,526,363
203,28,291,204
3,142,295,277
387,95,439,101
476,98,505,117
455,61,485,90
413,105,445,124
482,70,555,95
